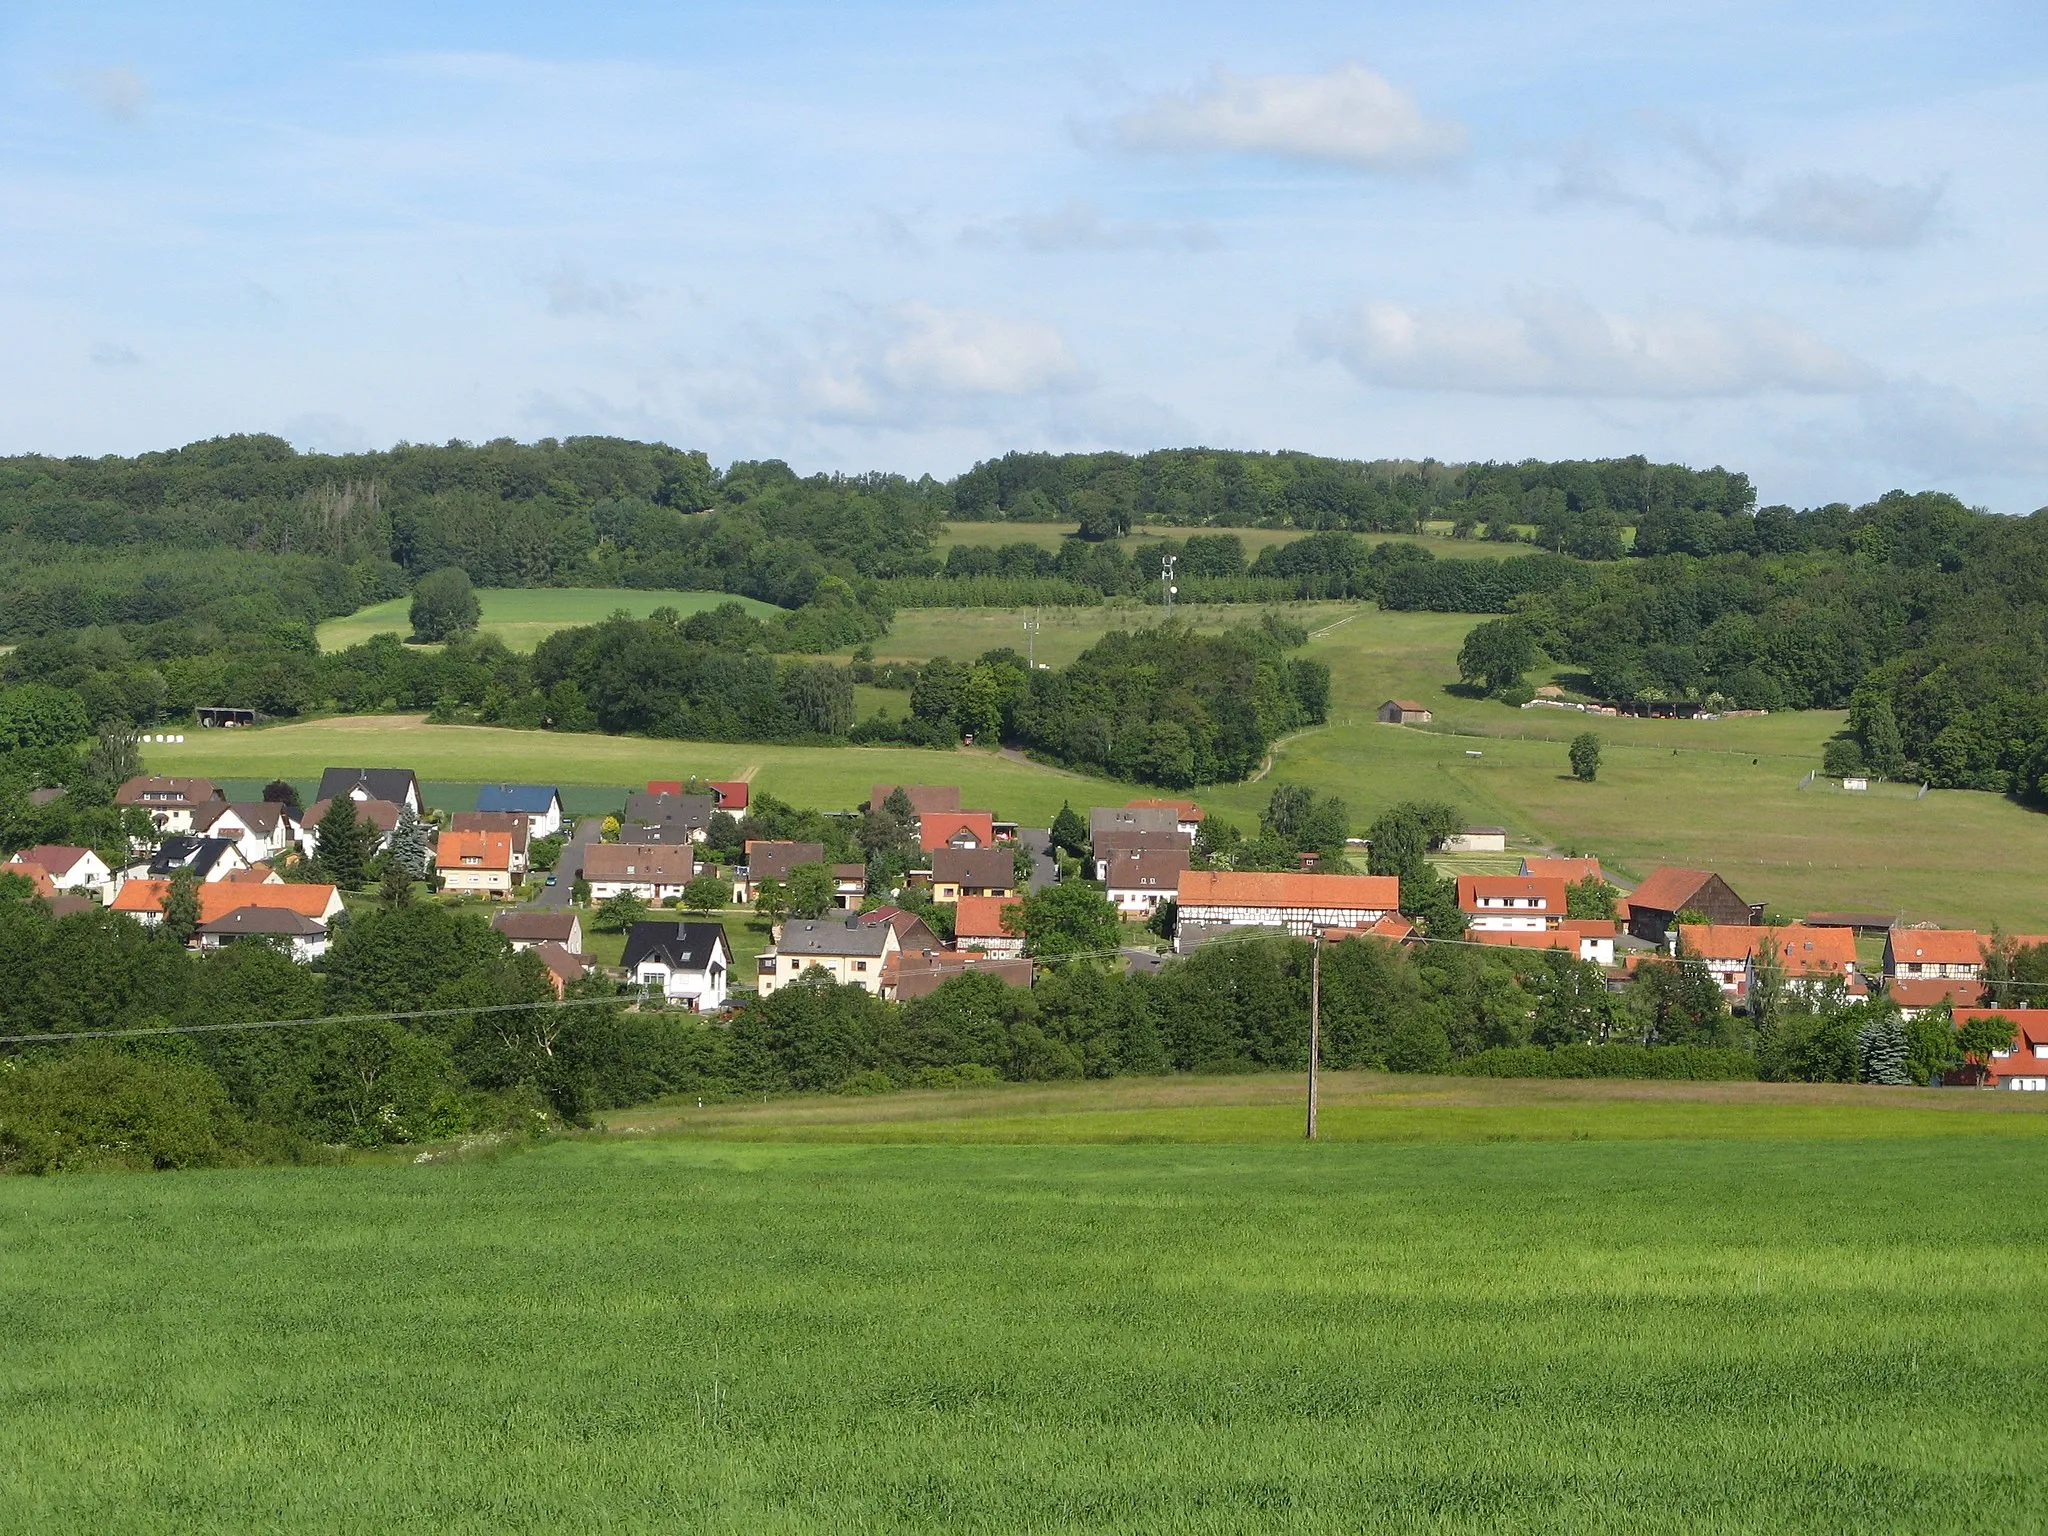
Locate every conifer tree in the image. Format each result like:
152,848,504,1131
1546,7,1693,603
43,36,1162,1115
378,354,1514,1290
387,805,429,882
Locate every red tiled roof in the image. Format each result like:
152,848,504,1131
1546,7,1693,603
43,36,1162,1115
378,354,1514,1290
1887,930,1986,967
1884,977,1983,1010
918,811,994,853
112,881,341,922
1520,857,1604,885
1177,870,1400,911
1625,867,1717,913
1679,923,1856,976
1126,797,1205,822
436,829,514,872
707,780,750,810
953,895,1022,940
8,845,94,878
1457,875,1567,912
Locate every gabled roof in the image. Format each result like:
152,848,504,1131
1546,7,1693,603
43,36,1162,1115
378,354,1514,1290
953,895,1022,940
449,811,530,849
492,910,578,943
1884,977,1983,1010
624,791,714,830
532,940,592,982
304,797,404,834
1470,929,1582,953
706,780,750,811
114,775,221,807
1102,848,1190,890
744,840,826,884
1885,929,1986,967
774,918,894,959
1457,875,1567,912
316,768,419,806
1090,806,1181,838
856,905,942,949
147,837,242,880
199,906,325,937
918,812,995,852
475,784,561,815
8,845,97,877
1126,797,1204,822
1091,827,1187,854
1520,857,1604,885
621,920,731,973
1624,867,1720,914
436,829,514,872
4,863,56,897
931,845,1016,888
112,881,341,922
1322,914,1417,943
1177,870,1401,911
1383,699,1428,712
583,843,698,885
871,784,961,814
1679,923,1856,976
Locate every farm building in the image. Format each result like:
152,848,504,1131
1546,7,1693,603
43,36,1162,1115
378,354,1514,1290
1442,826,1508,854
1377,700,1432,724
952,895,1024,958
1174,870,1400,947
1624,867,1756,944
1884,977,1984,1017
1883,929,1986,981
1468,921,1618,967
1521,856,1604,885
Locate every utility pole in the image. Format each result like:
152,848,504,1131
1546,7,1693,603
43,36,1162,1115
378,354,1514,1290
1161,554,1177,617
1306,933,1322,1141
1023,615,1040,670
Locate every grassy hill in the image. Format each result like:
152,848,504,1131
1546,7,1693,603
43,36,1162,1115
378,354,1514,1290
4,1076,2042,1532
314,587,781,653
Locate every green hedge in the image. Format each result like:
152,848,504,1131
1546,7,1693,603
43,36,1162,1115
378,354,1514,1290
1450,1045,1759,1081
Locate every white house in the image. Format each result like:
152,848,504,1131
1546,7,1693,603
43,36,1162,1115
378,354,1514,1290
1102,848,1188,917
1174,871,1401,946
1457,875,1567,933
191,801,299,866
584,843,699,903
474,784,564,838
7,845,114,899
621,921,732,1011
756,917,901,997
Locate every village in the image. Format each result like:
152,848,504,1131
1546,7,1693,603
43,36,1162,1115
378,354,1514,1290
8,764,2045,1091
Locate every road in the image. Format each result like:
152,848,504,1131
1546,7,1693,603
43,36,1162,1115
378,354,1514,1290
524,816,604,909
1016,827,1058,891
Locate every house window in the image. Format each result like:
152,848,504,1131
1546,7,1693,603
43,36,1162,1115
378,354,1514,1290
856,961,867,972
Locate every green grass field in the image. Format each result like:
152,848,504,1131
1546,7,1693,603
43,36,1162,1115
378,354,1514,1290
153,593,2048,929
5,1077,2043,1533
314,588,780,653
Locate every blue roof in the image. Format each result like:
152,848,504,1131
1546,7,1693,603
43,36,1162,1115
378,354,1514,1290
475,784,561,814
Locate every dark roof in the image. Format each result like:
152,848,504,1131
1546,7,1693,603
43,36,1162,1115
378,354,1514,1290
532,940,591,981
316,768,419,806
476,784,561,814
1090,806,1181,838
449,811,530,848
869,784,961,814
147,836,240,880
777,918,894,959
746,841,826,884
620,921,731,973
115,775,221,807
931,846,1018,888
1091,827,1188,855
491,910,577,942
198,906,324,936
623,791,714,831
1102,848,1190,889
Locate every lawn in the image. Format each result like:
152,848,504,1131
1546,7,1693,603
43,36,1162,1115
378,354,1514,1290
314,587,780,653
4,1077,2044,1532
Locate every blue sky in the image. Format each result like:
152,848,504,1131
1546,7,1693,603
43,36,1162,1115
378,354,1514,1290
4,1,2046,509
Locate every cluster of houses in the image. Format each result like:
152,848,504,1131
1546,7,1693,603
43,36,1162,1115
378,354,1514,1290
14,763,2048,1090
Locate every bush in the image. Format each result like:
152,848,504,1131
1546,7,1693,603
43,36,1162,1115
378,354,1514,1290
410,567,481,642
836,1069,896,1096
0,1049,297,1173
1822,738,1865,778
1451,1044,1759,1080
909,1063,1001,1088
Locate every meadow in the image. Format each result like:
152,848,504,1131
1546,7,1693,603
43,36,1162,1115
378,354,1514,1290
156,592,2048,929
4,1076,2043,1533
313,587,780,653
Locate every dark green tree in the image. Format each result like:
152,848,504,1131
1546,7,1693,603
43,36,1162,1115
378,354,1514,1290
682,873,728,910
1050,801,1089,859
1569,732,1601,782
1564,875,1616,920
163,867,202,947
410,567,481,642
314,794,374,890
786,862,835,920
1013,880,1120,960
1456,618,1536,695
387,805,430,882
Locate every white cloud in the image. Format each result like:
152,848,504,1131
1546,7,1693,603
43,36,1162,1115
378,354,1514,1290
90,343,141,367
541,261,646,318
879,304,1081,396
1304,290,1870,397
1851,381,2048,479
960,199,1218,253
1714,172,1945,250
1107,63,1466,171
75,66,150,124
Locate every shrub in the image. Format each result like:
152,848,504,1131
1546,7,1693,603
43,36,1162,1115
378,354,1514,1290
1451,1044,1759,1080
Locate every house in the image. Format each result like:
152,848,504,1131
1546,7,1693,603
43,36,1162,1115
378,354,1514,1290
3,862,56,898
584,843,700,904
1174,870,1401,947
870,784,961,815
832,863,868,910
732,840,827,903
623,790,715,843
707,781,750,817
1089,827,1187,878
1885,976,1984,1017
1378,700,1432,724
1090,805,1186,844
953,895,1025,958
1458,875,1567,931
1442,826,1508,854
1952,1009,2048,1090
532,941,594,998
1675,923,1860,1003
1469,922,1619,967
492,909,584,953
621,921,732,1010
114,775,224,835
1883,928,1985,981
1126,798,1205,838
298,796,404,856
883,949,1034,1001
929,846,1018,904
474,784,564,838
856,905,944,953
1101,847,1188,916
316,767,422,815
7,845,113,898
1623,867,1756,944
1321,914,1418,946
195,906,331,963
435,829,517,898
449,811,531,873
222,863,284,886
111,881,346,959
1520,856,1605,886
190,801,299,865
127,835,252,885
918,811,996,853
756,916,900,997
